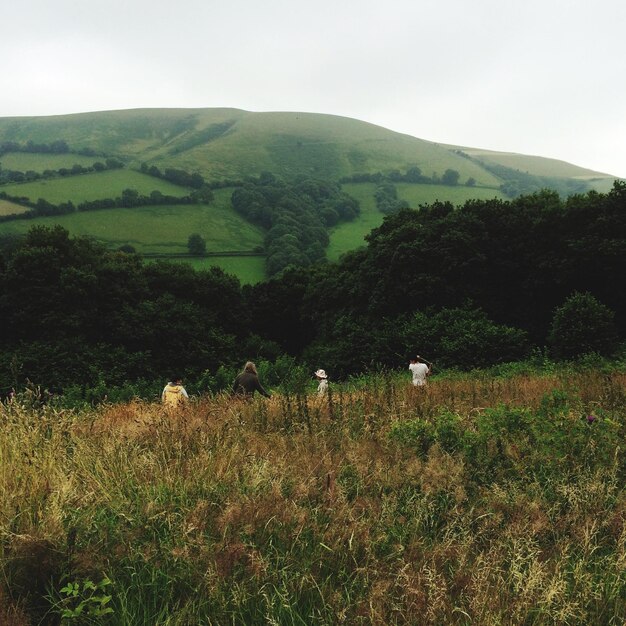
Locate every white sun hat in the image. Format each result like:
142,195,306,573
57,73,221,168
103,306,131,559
315,369,328,379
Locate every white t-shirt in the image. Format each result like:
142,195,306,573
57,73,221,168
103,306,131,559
409,362,429,386
317,378,328,395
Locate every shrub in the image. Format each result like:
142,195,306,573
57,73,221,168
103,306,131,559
548,292,618,359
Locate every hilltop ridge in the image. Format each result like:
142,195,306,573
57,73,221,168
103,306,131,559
0,108,617,187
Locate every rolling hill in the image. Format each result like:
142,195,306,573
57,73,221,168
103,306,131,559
1,108,617,186
0,108,620,283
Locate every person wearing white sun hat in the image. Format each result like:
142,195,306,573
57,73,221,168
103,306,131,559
314,369,328,396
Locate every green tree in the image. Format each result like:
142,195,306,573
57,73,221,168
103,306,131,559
548,292,618,359
187,233,206,256
442,169,460,186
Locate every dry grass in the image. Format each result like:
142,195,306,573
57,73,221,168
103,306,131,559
1,369,624,624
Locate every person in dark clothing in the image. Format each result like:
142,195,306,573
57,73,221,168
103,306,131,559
232,361,271,398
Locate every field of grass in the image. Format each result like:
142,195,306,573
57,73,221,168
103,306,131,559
0,151,99,172
0,189,263,255
1,365,624,624
0,109,504,186
0,169,190,204
327,183,383,260
327,183,507,261
154,255,267,284
0,198,29,216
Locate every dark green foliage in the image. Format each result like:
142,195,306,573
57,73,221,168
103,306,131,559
374,182,410,214
548,292,618,358
187,233,206,255
0,182,625,394
232,176,360,277
441,168,460,185
0,226,245,392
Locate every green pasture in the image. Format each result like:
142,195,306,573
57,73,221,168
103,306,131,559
0,188,263,254
162,111,503,187
0,151,99,172
0,199,29,216
155,255,267,284
327,182,506,261
327,183,382,261
0,169,190,204
0,109,503,187
396,181,505,207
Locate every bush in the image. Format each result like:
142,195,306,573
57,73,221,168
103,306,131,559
548,292,618,359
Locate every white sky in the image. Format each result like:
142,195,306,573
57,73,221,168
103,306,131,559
2,0,625,177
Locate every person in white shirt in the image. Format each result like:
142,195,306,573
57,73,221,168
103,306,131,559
314,369,329,396
408,357,431,386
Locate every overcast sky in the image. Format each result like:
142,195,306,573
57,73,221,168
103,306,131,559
2,0,625,177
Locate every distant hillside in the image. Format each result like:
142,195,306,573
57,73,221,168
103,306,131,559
0,108,621,284
447,145,617,193
1,108,616,189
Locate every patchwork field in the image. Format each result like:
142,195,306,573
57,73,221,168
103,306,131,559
328,183,506,261
0,151,100,172
0,169,190,204
396,182,505,207
0,188,263,253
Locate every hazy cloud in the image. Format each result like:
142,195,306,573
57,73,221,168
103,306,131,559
2,0,625,176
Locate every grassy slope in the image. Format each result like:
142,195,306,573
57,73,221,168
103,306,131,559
0,152,99,171
0,188,263,254
447,145,620,193
159,111,504,186
1,169,190,204
162,255,266,285
328,183,506,261
1,108,618,187
0,109,499,185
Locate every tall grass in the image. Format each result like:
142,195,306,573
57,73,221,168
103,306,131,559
1,368,624,624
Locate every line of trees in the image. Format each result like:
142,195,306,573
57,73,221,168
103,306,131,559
0,187,211,222
340,166,470,187
0,140,105,158
0,158,124,185
231,174,360,277
0,182,623,394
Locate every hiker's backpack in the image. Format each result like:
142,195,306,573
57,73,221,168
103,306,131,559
163,385,184,407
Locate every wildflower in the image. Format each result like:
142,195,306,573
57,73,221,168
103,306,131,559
586,414,597,423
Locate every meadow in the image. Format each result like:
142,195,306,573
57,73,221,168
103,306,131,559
0,199,29,216
155,255,267,285
0,188,263,256
0,170,190,204
0,152,100,172
1,364,624,625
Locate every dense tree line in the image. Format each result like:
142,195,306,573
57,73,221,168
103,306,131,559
0,140,104,158
0,157,124,185
140,163,207,189
0,183,624,394
0,226,246,392
244,182,626,375
0,140,71,157
340,166,467,187
0,186,213,222
231,174,360,277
